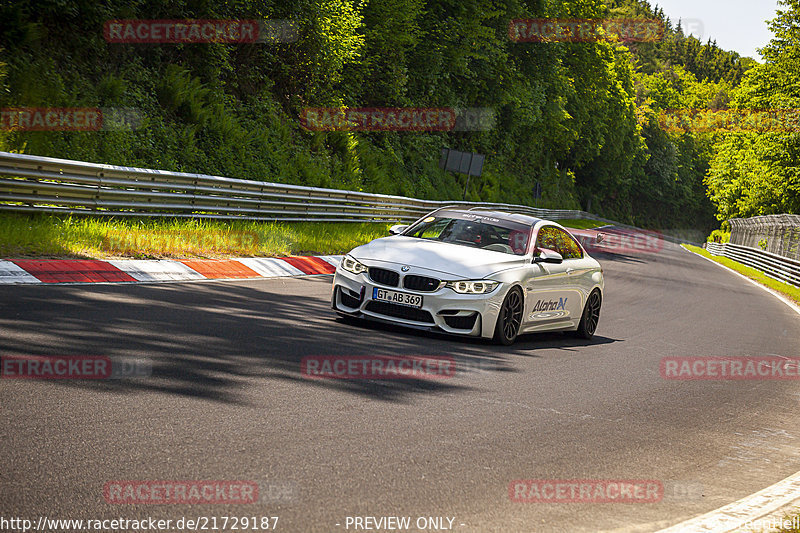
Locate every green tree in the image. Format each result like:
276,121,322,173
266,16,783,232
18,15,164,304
706,0,800,220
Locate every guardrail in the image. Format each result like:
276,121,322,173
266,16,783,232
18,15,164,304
0,151,589,223
705,241,800,288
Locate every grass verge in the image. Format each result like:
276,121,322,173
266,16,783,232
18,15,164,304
0,213,606,259
0,213,392,259
682,244,800,305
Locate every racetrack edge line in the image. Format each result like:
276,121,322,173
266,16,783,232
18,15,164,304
652,246,800,533
680,244,800,316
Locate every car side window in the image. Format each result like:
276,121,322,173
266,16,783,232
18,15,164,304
535,226,583,260
551,227,583,259
535,226,560,255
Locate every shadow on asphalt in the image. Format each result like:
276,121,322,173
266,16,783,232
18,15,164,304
339,314,621,352
0,275,622,405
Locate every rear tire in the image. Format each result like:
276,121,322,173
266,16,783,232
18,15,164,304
575,290,601,339
494,287,524,345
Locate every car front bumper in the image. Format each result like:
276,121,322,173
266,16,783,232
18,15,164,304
331,262,507,339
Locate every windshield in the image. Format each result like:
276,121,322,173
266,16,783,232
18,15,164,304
404,213,531,255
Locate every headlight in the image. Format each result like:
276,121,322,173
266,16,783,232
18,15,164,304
341,255,368,275
445,280,499,294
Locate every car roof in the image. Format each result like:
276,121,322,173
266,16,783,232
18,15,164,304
436,207,543,227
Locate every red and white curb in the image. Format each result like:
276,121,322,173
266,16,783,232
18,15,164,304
0,256,342,284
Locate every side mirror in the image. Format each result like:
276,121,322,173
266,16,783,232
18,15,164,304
389,224,409,235
533,249,563,264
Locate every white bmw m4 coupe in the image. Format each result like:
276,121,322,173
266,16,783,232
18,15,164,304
331,207,604,345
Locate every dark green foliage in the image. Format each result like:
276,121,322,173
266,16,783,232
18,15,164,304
0,0,779,233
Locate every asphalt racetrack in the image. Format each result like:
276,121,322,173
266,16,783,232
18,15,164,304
2,240,800,532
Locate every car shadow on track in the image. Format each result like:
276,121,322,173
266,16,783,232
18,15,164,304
0,276,619,404
340,314,621,353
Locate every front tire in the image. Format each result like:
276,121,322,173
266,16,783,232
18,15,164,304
575,290,601,339
494,287,524,345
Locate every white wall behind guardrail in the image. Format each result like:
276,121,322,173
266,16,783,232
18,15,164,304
729,214,800,262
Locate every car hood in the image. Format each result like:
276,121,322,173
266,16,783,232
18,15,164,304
349,236,527,279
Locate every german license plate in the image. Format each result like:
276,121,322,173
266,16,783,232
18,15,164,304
373,288,423,308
